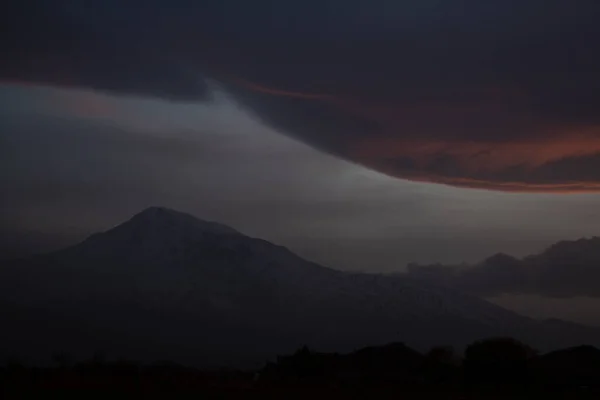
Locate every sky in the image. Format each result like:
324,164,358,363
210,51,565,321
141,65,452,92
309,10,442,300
2,1,600,325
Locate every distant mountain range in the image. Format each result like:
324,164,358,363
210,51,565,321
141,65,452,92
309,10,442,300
1,207,599,367
407,237,600,298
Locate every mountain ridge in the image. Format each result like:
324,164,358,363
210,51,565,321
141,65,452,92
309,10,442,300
1,207,598,367
408,235,600,299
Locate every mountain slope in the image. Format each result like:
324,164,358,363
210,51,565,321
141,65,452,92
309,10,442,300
0,207,598,367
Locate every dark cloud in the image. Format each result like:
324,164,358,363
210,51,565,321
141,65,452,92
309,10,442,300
1,1,210,100
407,237,600,298
2,0,600,191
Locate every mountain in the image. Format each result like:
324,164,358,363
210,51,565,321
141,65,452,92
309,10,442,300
0,207,598,367
407,237,600,298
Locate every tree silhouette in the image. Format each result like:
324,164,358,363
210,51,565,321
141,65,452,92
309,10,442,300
464,337,537,388
421,346,460,386
51,352,72,369
3,339,600,396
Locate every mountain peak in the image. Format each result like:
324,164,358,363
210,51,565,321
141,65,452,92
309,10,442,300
69,207,241,261
128,206,240,236
482,252,519,266
139,206,182,216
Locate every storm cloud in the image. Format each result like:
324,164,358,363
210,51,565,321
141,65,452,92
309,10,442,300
3,0,600,191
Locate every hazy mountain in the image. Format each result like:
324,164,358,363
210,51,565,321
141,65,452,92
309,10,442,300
407,237,600,298
1,207,598,367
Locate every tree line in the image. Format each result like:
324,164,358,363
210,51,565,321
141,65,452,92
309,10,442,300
2,338,600,397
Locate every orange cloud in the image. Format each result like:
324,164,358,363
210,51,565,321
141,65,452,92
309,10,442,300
370,170,600,194
354,131,600,172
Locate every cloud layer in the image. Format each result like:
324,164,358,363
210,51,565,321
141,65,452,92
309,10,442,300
3,1,600,191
